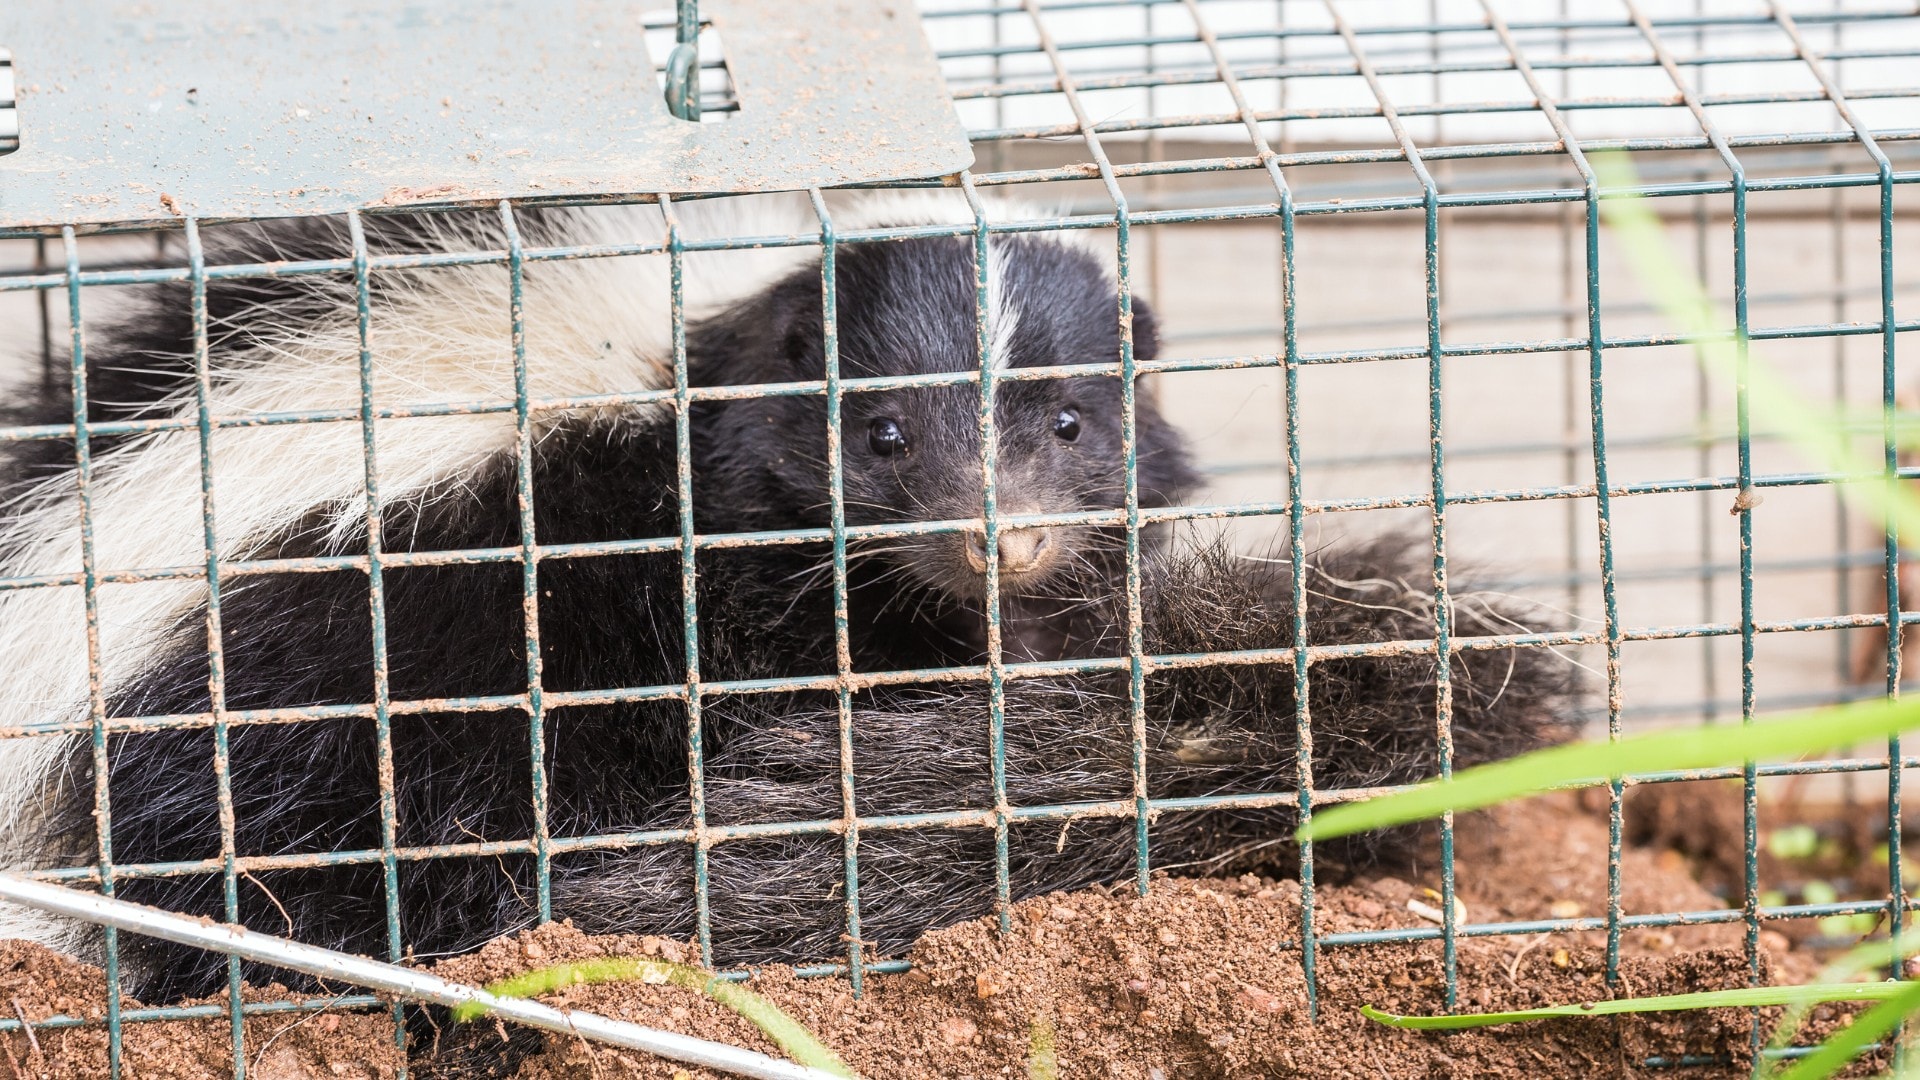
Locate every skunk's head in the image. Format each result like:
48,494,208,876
696,234,1197,602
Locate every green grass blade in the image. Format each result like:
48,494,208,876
1774,979,1920,1080
1582,154,1920,1080
1298,697,1920,841
453,956,857,1078
1360,983,1906,1031
1762,930,1911,1068
1589,151,1920,542
1301,155,1920,846
1027,1014,1058,1080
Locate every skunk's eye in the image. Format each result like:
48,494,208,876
868,418,909,457
1053,407,1081,442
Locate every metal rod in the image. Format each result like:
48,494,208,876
62,224,124,1077
1323,0,1460,1007
500,202,553,925
346,207,412,1064
0,875,843,1080
806,186,866,996
665,0,702,119
181,215,249,1078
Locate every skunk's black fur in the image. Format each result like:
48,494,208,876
547,538,1577,957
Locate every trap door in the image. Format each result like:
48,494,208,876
0,0,973,232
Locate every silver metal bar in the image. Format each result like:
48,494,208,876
0,874,846,1080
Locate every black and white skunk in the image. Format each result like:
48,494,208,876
0,193,1574,1026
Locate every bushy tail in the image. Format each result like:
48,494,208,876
540,534,1581,966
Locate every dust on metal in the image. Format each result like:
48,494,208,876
0,0,972,232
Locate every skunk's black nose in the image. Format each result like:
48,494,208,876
964,527,1052,575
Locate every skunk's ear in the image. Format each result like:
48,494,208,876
758,276,825,377
1127,294,1161,364
1128,293,1165,415
1125,293,1198,504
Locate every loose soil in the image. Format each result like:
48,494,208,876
0,794,1884,1078
0,941,403,1079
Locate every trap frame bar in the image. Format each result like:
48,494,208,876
958,171,1020,939
1770,0,1914,965
1320,0,1465,1005
345,207,415,1069
1636,0,1767,1019
0,0,1914,1074
60,224,125,1076
1478,0,1629,986
180,214,248,1078
661,192,718,970
806,186,871,997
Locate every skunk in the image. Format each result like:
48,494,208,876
0,193,1196,998
0,194,1574,1047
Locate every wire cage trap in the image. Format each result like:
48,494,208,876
0,0,1917,1075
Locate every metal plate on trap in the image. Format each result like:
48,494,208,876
0,0,973,233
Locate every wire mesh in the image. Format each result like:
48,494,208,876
0,0,1916,1074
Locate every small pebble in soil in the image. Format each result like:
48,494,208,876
974,970,1005,999
937,1016,978,1046
1234,984,1286,1015
1349,897,1386,920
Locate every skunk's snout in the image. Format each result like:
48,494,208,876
963,525,1054,577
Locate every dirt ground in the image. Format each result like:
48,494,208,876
0,791,1889,1079
0,938,404,1079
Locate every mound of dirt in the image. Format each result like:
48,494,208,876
0,937,402,1079
435,882,1770,1080
0,794,1880,1078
